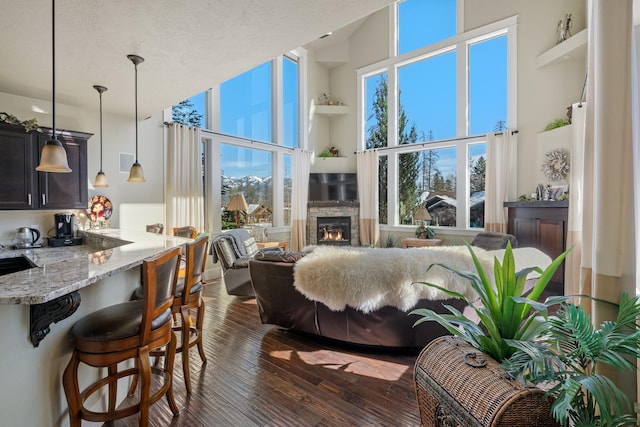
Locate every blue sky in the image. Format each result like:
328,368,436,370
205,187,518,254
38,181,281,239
365,0,506,179
185,0,505,180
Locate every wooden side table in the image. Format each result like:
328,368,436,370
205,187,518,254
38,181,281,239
256,241,290,251
401,238,442,248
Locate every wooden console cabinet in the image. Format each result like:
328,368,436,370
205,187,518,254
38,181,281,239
0,122,91,210
505,201,568,286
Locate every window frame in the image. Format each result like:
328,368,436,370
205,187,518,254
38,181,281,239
357,15,517,232
197,52,306,234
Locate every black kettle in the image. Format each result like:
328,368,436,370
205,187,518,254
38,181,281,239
15,227,40,248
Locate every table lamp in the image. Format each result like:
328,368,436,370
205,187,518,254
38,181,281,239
415,207,432,239
228,194,249,227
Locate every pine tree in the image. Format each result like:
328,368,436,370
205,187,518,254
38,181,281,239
366,75,420,223
420,149,439,193
470,155,486,193
172,99,204,127
366,76,389,223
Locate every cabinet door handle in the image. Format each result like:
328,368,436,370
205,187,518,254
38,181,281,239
41,194,46,205
28,194,32,206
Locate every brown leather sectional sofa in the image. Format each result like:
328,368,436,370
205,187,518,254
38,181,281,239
248,250,467,349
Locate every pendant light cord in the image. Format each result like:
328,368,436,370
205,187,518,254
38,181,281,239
51,0,56,140
134,61,138,161
99,90,103,170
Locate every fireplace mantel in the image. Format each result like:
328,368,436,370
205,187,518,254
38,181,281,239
307,200,359,208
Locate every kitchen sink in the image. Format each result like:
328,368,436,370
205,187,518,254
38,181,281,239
0,256,35,276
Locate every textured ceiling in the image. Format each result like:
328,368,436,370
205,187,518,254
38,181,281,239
0,0,393,118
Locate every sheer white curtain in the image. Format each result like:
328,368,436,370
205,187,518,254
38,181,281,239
564,102,586,298
567,0,637,400
357,150,379,246
290,149,311,251
165,124,204,233
484,132,514,233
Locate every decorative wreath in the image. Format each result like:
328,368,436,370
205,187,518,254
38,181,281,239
541,148,570,181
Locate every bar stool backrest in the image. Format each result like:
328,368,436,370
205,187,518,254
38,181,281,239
140,247,181,345
183,236,208,296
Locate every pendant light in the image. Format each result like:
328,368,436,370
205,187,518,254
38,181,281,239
92,85,109,187
127,54,145,182
36,0,71,173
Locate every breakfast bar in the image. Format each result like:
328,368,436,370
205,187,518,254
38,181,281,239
0,229,190,427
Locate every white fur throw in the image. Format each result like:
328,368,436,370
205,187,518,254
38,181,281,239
293,245,495,313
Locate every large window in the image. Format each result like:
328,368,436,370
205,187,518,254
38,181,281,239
359,6,514,231
398,51,457,141
220,145,273,228
469,35,508,135
171,53,300,233
221,62,272,142
398,0,456,55
283,56,299,148
215,55,300,230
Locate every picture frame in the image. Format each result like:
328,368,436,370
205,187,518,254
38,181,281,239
549,184,569,200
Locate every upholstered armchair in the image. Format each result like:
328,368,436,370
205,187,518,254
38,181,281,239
211,228,279,296
470,231,518,250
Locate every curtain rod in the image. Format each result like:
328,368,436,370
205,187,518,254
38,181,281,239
354,130,519,154
164,122,269,145
165,122,296,153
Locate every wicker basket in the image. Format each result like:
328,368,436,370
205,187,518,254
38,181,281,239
414,336,559,427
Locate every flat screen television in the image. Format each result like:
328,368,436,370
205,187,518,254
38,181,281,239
309,173,358,202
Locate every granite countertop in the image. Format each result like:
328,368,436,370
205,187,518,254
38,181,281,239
0,229,192,305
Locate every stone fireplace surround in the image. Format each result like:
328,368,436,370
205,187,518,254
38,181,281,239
307,201,359,246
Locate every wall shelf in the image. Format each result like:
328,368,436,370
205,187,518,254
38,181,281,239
314,105,348,115
536,28,587,68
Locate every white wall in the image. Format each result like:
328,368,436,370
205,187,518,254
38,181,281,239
0,91,166,241
309,8,391,174
0,268,140,427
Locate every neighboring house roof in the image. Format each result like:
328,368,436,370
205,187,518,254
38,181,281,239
424,191,485,210
248,204,272,216
426,194,458,210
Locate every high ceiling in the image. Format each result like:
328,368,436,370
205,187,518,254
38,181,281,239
0,0,393,118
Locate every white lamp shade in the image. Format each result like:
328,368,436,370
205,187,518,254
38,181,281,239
36,139,72,173
93,170,109,187
127,161,145,182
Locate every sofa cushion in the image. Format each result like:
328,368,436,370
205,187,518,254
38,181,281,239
255,251,307,263
471,232,518,250
223,228,258,256
214,237,237,270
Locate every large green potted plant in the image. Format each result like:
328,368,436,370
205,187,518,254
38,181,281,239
411,241,569,426
502,292,640,427
411,241,569,362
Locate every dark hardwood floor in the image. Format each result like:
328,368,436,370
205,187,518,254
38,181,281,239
108,279,422,426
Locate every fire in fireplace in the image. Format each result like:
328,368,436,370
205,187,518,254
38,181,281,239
317,216,351,246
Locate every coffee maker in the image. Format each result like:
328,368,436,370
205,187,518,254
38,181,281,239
48,213,82,247
55,213,74,238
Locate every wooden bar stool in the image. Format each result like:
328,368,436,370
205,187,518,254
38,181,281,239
133,235,209,392
173,226,197,239
62,247,181,427
173,226,197,277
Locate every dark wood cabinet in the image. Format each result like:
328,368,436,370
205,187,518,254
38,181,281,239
0,123,91,210
0,123,37,209
506,201,568,286
36,130,90,209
